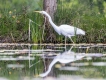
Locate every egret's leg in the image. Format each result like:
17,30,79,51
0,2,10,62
70,37,75,44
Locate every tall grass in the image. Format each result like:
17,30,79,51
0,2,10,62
54,0,106,43
0,0,43,43
0,0,106,43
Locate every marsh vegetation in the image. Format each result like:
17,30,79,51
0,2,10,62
0,0,106,43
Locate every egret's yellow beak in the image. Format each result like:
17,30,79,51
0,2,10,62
34,11,40,13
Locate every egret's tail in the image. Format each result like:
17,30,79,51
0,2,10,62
77,29,85,35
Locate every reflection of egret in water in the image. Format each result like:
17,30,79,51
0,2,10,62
39,46,85,77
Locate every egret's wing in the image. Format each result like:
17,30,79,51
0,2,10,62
60,25,77,36
60,25,85,36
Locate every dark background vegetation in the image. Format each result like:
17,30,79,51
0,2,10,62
0,0,106,43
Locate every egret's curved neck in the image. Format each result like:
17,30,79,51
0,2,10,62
40,59,58,77
44,12,60,35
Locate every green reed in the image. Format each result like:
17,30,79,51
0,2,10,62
0,0,43,43
0,0,106,43
54,0,106,43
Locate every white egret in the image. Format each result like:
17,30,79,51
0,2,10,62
39,47,85,77
34,11,85,44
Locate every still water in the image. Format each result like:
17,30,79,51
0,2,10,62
0,44,106,80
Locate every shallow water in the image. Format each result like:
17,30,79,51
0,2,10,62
0,44,106,80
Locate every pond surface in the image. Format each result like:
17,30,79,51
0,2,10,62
0,43,106,80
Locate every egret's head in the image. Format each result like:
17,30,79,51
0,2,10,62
34,11,47,15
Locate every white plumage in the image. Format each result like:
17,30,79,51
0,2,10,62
39,47,85,77
34,11,85,43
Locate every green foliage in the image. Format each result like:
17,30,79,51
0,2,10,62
54,0,106,43
0,0,106,43
0,0,42,42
